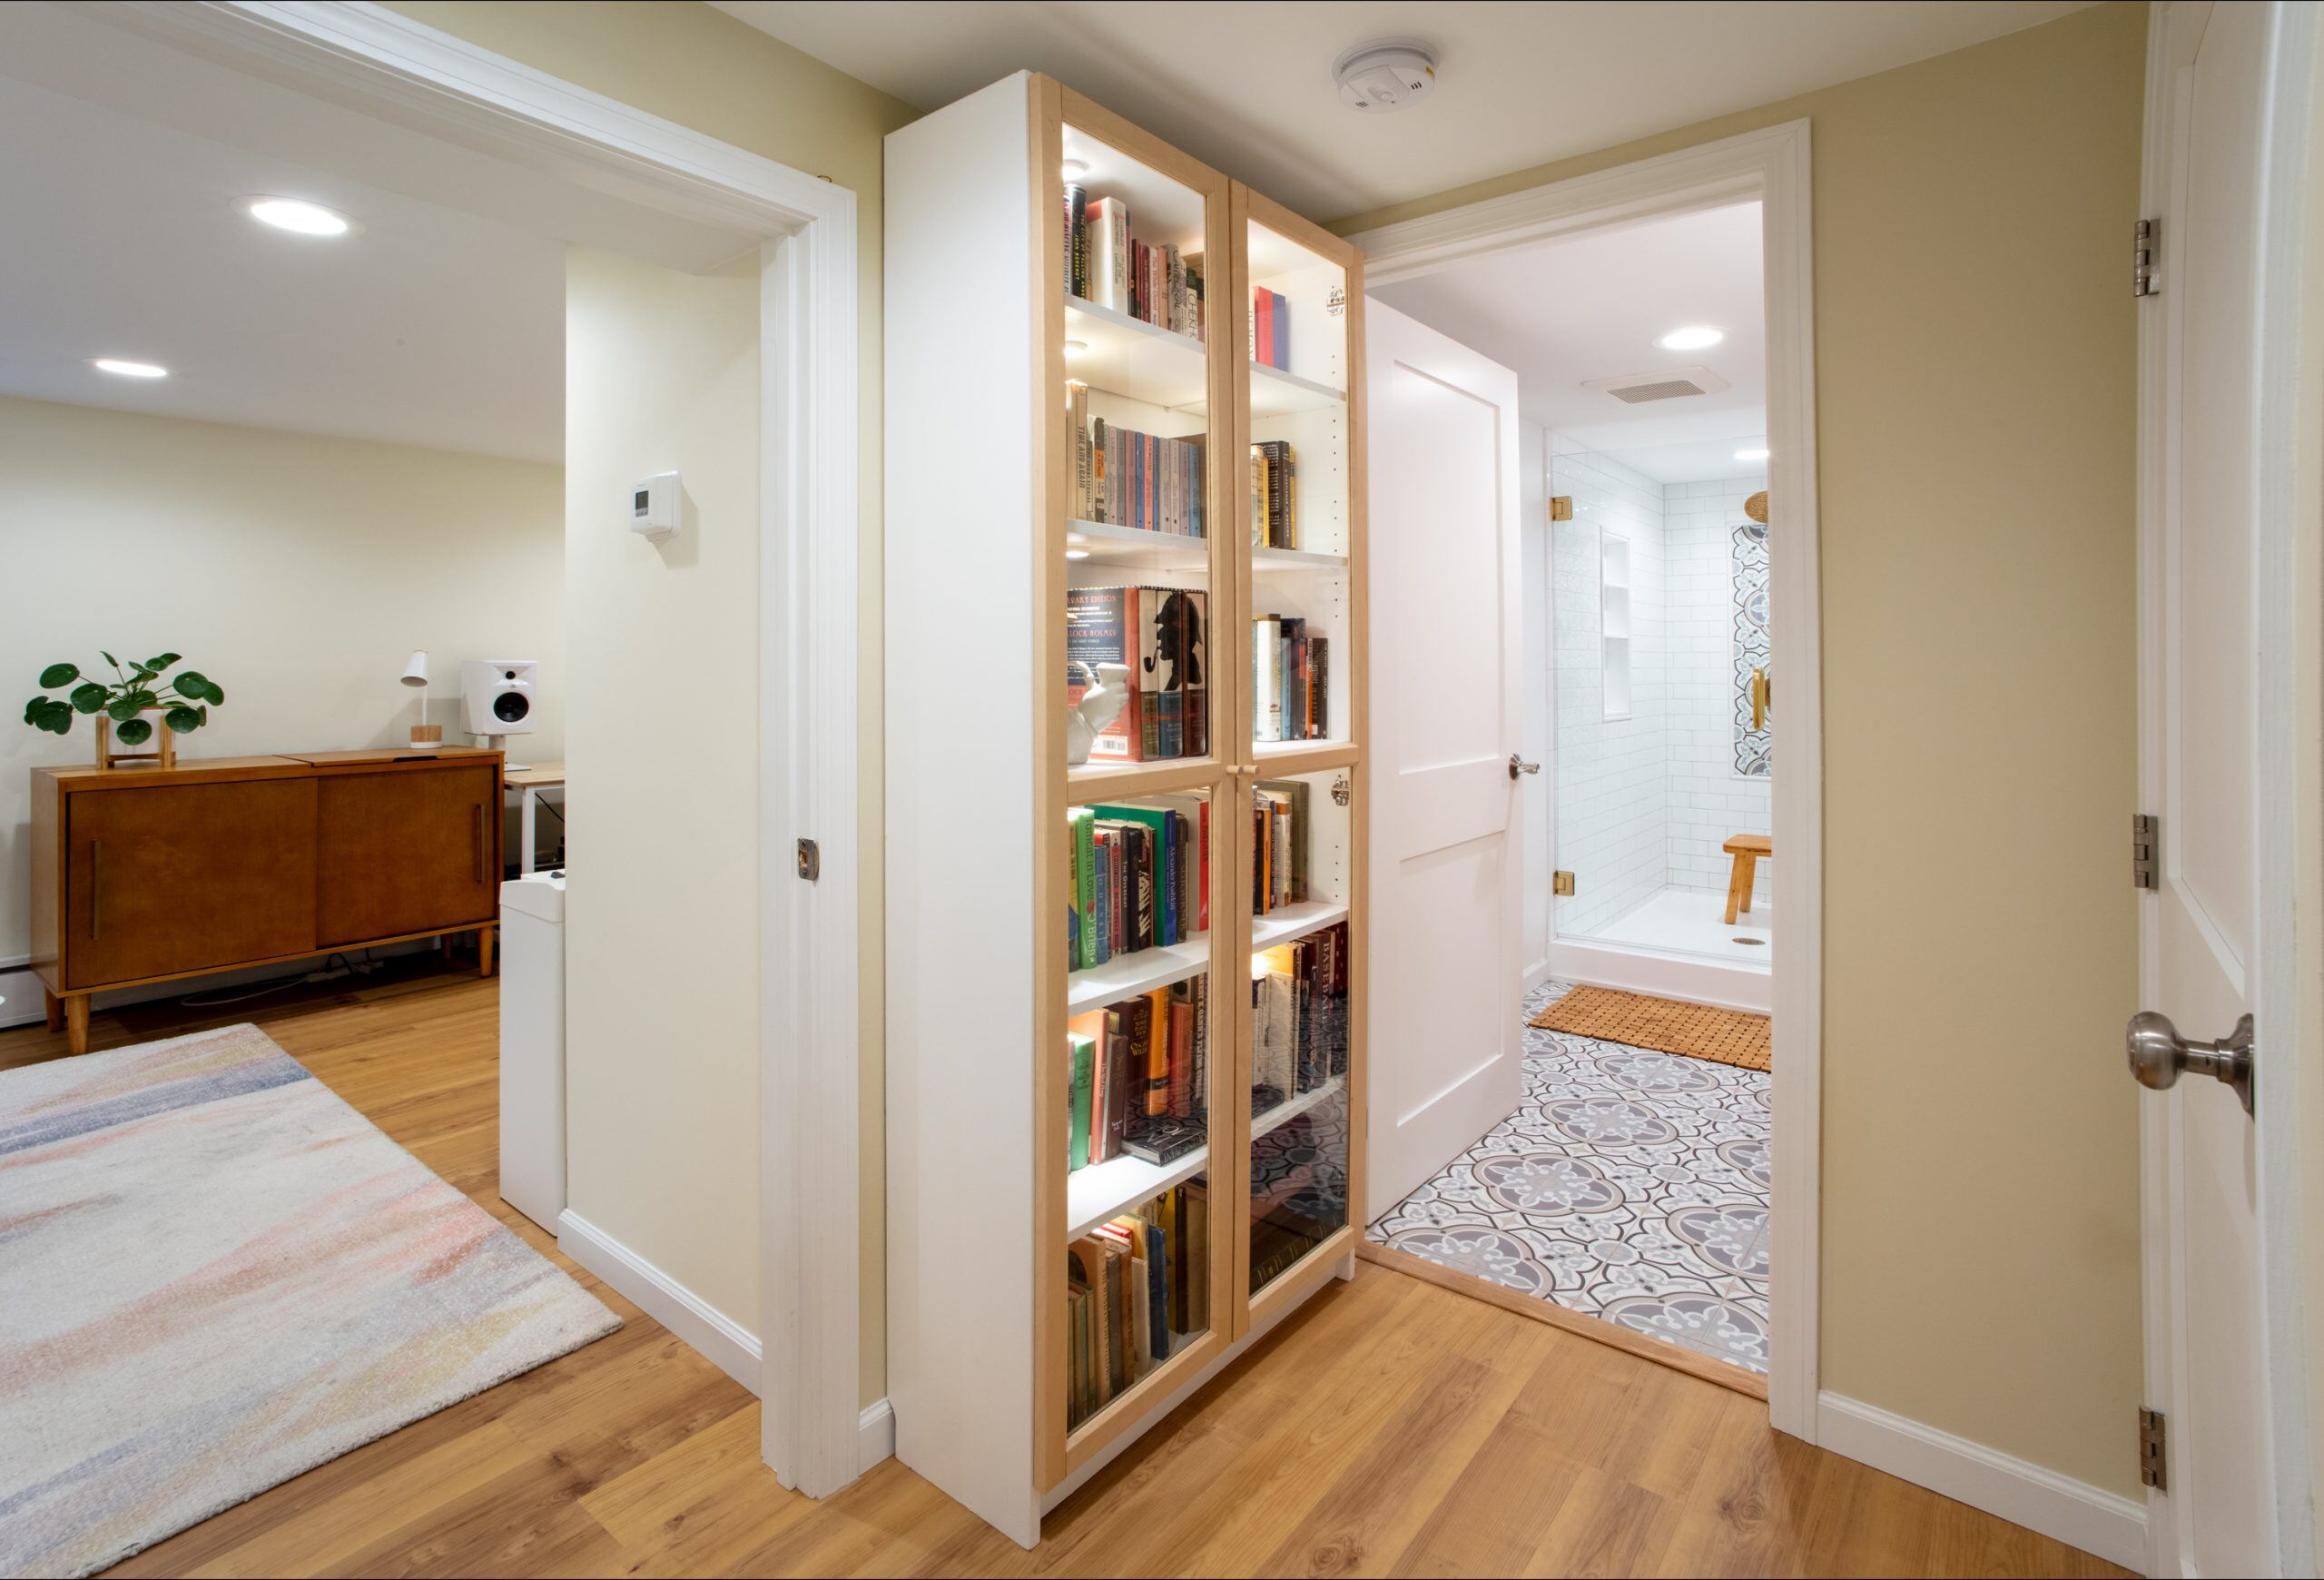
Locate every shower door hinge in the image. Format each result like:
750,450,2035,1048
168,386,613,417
2139,1407,2167,1489
1550,495,1573,521
1552,870,1576,896
2134,218,2159,298
2132,814,2158,891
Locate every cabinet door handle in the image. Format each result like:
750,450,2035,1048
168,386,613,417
474,805,487,884
90,839,102,940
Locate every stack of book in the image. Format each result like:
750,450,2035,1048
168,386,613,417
1068,587,1210,761
1250,615,1328,743
1251,287,1289,369
1068,798,1209,969
1250,919,1351,1115
1063,185,1205,341
1251,779,1309,916
1249,439,1295,548
1067,977,1209,1171
1081,409,1205,536
1066,1182,1207,1428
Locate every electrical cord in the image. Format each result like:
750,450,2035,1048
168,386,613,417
175,948,385,1008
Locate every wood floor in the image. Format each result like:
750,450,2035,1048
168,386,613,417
0,963,2130,1578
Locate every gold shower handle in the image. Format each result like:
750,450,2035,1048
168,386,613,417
1750,667,1771,732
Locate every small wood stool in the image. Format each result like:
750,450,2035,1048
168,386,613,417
1723,834,1772,924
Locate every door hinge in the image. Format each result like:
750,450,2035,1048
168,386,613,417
2132,814,2158,891
795,837,821,882
1550,494,1573,522
2134,218,2159,298
1552,870,1576,896
2139,1407,2167,1489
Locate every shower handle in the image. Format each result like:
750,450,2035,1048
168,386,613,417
1750,667,1771,732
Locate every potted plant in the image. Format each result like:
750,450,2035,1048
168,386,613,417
22,653,227,770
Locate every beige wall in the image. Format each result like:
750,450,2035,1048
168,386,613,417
386,1,917,1406
0,396,562,963
1334,4,2149,1494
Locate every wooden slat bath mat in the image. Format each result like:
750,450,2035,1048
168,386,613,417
1530,986,1770,1072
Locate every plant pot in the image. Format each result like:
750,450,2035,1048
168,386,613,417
94,709,176,771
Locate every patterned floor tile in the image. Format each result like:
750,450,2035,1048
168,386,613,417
1366,980,1772,1374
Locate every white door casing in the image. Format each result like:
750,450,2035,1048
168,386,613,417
1364,299,1526,1221
2137,3,2320,1574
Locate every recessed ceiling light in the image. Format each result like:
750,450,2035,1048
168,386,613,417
1063,340,1088,360
1735,446,1771,462
93,358,168,379
236,196,355,236
1061,158,1088,179
1657,326,1724,351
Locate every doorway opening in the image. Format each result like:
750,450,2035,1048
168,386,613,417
1360,183,1795,1393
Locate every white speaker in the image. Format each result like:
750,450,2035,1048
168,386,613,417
462,659,538,739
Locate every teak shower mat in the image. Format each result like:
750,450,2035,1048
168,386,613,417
1531,986,1771,1072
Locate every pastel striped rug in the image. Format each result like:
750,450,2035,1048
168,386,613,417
0,1023,619,1578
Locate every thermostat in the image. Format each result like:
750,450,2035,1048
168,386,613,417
631,471,680,543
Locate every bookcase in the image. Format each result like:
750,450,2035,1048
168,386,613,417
885,72,1366,1545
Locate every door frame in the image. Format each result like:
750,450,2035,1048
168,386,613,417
2134,4,2320,1573
1345,119,1824,1439
95,0,870,1496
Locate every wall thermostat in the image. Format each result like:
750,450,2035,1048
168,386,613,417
631,471,680,543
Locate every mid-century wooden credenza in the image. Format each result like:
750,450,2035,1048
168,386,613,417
29,746,504,1053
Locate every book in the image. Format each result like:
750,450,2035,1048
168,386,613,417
1308,636,1329,739
1068,1032,1096,1171
1063,182,1088,300
1070,807,1098,968
1253,286,1274,369
1270,288,1289,369
1144,986,1170,1116
1253,616,1283,741
1123,1113,1203,1165
1254,779,1310,904
1088,195,1128,312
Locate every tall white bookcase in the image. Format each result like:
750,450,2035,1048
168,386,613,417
885,71,1368,1546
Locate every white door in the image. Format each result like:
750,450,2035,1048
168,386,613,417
2137,3,2313,1573
1364,299,1525,1220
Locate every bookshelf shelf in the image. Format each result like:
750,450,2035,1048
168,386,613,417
1067,934,1210,1015
1065,296,1207,409
888,74,1365,1548
1067,1145,1212,1240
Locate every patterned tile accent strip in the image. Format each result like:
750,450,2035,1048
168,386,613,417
0,1022,621,1578
1530,984,1771,1073
1369,983,1770,1374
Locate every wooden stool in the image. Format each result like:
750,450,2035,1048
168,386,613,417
1723,834,1772,924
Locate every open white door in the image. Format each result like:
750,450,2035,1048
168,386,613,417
1364,299,1525,1220
2135,4,2319,1573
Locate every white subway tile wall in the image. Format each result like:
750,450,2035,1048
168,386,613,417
1549,444,1772,938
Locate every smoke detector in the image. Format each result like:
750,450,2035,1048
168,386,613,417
1334,38,1437,113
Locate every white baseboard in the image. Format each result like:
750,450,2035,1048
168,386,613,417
556,1210,762,1397
858,1398,894,1474
1816,1392,2147,1573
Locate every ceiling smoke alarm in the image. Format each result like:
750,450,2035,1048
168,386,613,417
1334,38,1437,113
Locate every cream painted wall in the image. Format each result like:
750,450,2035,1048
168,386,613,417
385,0,917,1407
1334,4,2148,1495
0,395,561,963
563,247,761,1331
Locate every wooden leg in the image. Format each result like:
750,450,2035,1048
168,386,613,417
1724,855,1745,925
478,924,496,978
44,987,63,1032
1738,854,1758,914
64,994,90,1056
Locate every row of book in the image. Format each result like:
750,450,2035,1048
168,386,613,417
1067,980,1208,1172
1067,586,1209,762
1251,439,1297,549
1069,387,1206,537
1253,616,1329,743
1066,1183,1207,1428
1068,799,1208,971
1064,186,1206,342
1252,921,1351,1114
1251,287,1290,370
1252,780,1310,916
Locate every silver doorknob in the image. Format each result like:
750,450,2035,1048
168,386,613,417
1509,755,1541,779
2126,1010,2255,1116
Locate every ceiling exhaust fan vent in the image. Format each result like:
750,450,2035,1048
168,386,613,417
1581,365,1733,404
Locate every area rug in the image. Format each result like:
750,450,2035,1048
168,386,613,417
1530,984,1770,1072
0,1023,620,1578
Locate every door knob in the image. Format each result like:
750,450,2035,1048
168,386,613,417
2126,1010,2255,1116
1509,755,1541,780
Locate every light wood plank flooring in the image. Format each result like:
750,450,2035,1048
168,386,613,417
0,963,2130,1577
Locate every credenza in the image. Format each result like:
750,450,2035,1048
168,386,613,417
29,746,504,1054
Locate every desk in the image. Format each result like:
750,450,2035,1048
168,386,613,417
505,762,566,875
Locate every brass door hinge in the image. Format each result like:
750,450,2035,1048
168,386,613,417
2139,1407,2166,1489
1552,870,1575,896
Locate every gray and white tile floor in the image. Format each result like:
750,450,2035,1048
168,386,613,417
1365,980,1771,1373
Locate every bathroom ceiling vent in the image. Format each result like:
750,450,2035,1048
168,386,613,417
1582,365,1733,404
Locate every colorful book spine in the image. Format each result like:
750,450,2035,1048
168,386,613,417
1068,1032,1096,1170
1072,806,1097,968
1088,196,1128,312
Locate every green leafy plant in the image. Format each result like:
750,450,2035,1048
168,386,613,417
22,653,226,746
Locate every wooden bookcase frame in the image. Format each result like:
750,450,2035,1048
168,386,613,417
886,71,1366,1544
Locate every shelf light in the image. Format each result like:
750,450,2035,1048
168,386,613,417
1250,952,1271,981
235,195,356,237
1065,548,1090,561
92,358,168,379
1061,158,1089,179
1656,325,1724,351
1735,446,1770,462
1063,340,1088,360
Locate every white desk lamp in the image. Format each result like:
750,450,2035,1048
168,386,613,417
400,650,442,747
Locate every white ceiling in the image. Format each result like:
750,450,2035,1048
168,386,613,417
715,0,2091,222
1374,202,1766,484
0,5,770,465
